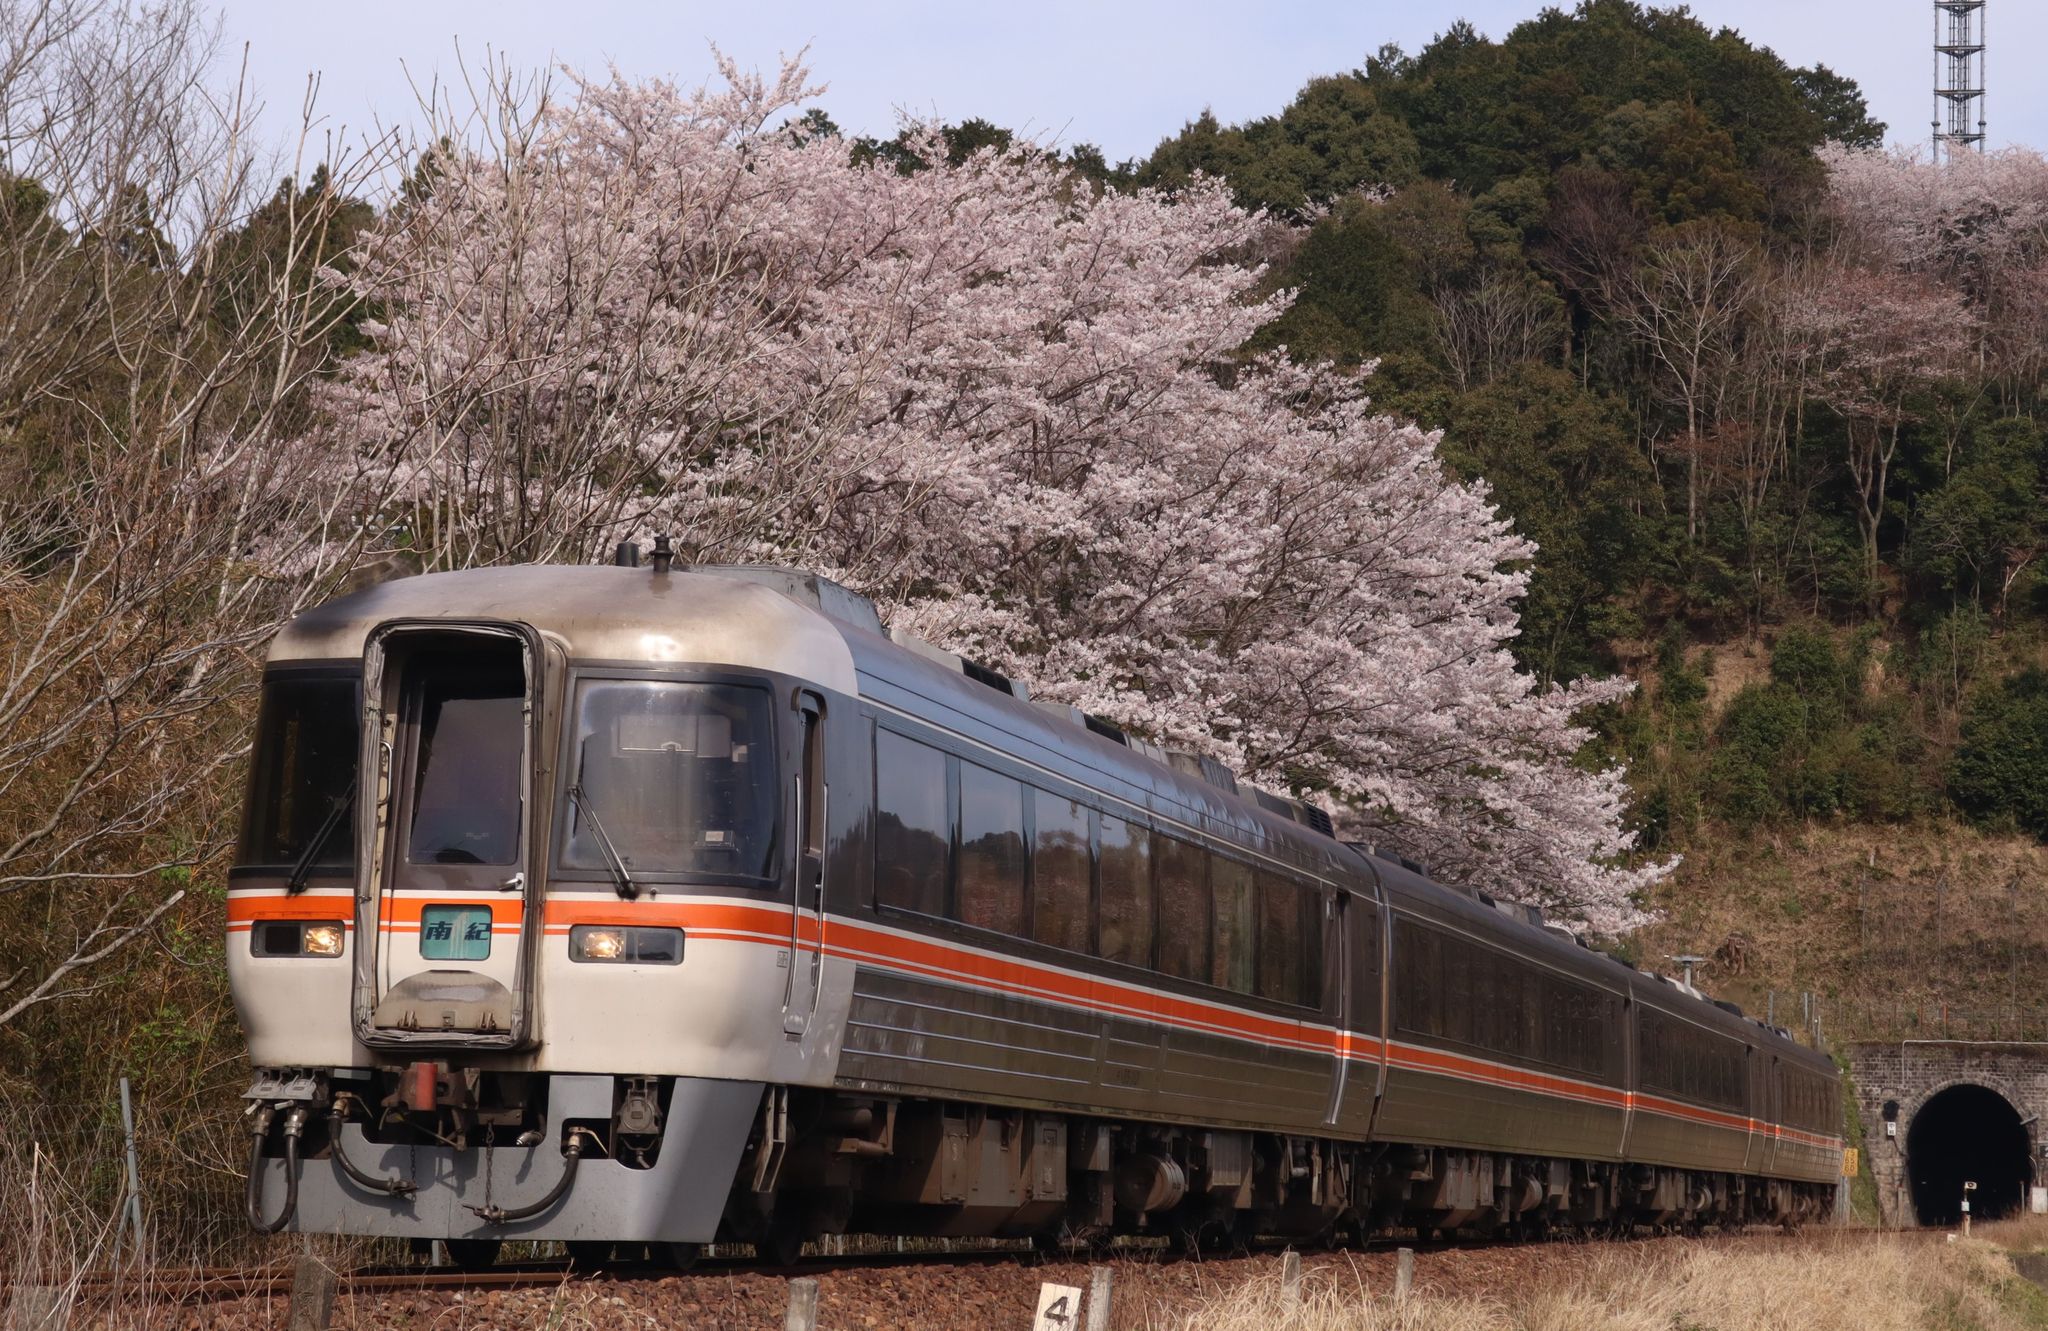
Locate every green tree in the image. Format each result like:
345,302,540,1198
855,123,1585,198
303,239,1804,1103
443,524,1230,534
1438,365,1654,682
1139,76,1418,215
1907,418,2045,615
1950,669,2048,837
1247,193,1433,366
1793,64,1887,149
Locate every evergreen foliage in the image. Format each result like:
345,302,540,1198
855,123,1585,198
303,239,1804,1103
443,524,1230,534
1951,671,2048,838
1115,0,2048,848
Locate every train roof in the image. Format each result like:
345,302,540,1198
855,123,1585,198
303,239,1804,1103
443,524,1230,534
270,562,1345,877
269,564,864,695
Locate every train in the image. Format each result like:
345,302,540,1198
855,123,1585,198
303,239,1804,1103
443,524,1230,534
230,552,1843,1266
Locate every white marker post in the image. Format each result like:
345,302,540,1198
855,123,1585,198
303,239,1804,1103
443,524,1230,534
1033,1282,1085,1331
1084,1267,1114,1331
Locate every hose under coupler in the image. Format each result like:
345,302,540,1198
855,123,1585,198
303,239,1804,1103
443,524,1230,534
328,1102,417,1198
245,1105,305,1234
465,1129,588,1226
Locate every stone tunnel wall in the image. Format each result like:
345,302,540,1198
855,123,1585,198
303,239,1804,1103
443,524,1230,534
1846,1041,2048,1224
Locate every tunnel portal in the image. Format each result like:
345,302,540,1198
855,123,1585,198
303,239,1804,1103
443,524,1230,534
1906,1083,2033,1225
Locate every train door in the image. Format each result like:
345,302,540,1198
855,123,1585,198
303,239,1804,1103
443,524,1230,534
1617,993,1637,1158
781,689,828,1035
1762,1055,1782,1174
353,622,543,1050
1322,890,1351,1126
1350,887,1389,1136
1742,1046,1763,1172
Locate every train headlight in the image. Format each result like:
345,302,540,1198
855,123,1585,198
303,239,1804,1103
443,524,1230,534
569,925,682,964
302,923,346,957
575,927,628,960
252,920,347,957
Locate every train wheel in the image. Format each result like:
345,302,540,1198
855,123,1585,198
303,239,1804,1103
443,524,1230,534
656,1241,702,1272
1179,1211,1244,1258
1025,1231,1066,1267
444,1239,501,1271
566,1240,613,1272
762,1218,808,1268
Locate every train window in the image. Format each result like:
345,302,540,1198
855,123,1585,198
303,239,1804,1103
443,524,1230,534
1640,1011,1744,1111
1256,871,1319,1006
238,673,359,869
408,656,525,866
957,762,1026,936
1537,974,1608,1076
1441,934,1477,1045
1476,956,1525,1053
1097,814,1153,967
874,730,951,915
1393,918,1607,1074
1211,856,1256,993
1782,1069,1833,1131
1031,789,1092,953
1154,835,1210,982
562,681,779,881
1393,918,1440,1035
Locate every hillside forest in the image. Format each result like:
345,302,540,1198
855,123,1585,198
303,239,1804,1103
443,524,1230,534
3,0,2048,1261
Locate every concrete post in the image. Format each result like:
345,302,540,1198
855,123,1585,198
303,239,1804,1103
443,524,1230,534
1281,1249,1302,1304
785,1276,820,1331
1084,1266,1114,1331
287,1252,338,1331
1394,1246,1415,1301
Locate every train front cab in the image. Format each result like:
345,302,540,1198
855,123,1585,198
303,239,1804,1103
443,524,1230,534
234,570,861,1253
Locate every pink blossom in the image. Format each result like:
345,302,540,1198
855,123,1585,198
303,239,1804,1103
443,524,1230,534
317,58,1667,932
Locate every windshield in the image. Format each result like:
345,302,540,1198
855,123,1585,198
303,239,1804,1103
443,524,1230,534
560,680,779,883
238,672,359,870
405,654,524,866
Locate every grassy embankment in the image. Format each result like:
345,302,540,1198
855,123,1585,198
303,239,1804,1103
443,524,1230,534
1624,631,2048,1043
1160,1229,2048,1331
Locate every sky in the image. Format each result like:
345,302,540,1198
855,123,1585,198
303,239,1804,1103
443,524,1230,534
211,0,2043,167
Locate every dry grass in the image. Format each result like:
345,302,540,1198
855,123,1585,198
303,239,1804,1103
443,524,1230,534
1982,1214,2048,1253
1149,1235,2048,1331
1633,816,2048,1042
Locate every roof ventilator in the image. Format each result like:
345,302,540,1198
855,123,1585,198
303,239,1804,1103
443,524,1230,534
960,658,1020,698
886,627,1031,701
1166,750,1239,795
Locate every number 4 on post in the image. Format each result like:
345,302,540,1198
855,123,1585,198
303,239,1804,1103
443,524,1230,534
1032,1282,1084,1331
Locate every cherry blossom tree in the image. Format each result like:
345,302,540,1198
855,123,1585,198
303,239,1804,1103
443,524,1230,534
1821,144,2048,396
1784,261,1973,604
322,58,1667,931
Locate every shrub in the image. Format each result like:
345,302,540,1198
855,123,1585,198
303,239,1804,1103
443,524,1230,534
1949,669,2048,836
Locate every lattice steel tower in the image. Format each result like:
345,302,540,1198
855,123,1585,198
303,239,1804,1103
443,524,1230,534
1933,1,1987,159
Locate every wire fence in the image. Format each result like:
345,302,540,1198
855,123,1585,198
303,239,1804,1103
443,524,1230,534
1829,868,2048,1043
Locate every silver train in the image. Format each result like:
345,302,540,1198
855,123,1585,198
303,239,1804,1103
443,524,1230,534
231,554,1842,1264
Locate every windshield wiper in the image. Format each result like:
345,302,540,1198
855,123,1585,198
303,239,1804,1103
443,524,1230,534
568,783,639,900
286,786,354,895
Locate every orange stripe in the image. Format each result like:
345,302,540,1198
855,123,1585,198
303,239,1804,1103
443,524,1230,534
225,889,1841,1151
227,896,354,924
228,893,526,927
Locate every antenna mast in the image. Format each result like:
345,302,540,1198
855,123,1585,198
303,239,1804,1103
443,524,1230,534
1933,1,1987,161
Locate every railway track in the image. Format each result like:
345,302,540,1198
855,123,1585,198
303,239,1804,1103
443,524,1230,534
67,1224,1916,1308
67,1246,1053,1305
